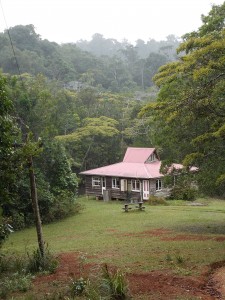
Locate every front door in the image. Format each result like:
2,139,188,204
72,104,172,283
143,180,149,200
102,177,106,194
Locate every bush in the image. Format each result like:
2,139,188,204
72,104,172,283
11,211,26,230
41,192,83,224
0,246,57,299
0,254,32,299
0,273,32,299
169,185,197,201
0,253,26,273
148,195,169,206
0,218,13,247
26,245,58,274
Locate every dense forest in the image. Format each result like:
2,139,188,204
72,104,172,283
0,25,179,91
0,1,225,234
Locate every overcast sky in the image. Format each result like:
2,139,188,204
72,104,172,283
0,0,224,44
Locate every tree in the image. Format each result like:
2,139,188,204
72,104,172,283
148,2,225,196
0,73,25,246
26,136,45,257
55,116,121,171
0,73,18,207
6,24,41,52
144,52,168,87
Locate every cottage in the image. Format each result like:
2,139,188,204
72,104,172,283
80,147,171,201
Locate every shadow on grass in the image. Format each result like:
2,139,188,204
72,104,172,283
173,223,225,235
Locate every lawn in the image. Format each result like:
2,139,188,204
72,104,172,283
3,196,225,276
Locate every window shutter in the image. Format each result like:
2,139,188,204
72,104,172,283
121,179,127,191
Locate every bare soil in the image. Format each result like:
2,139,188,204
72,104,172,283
26,229,225,299
28,251,225,300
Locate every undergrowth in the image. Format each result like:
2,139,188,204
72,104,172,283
26,245,58,274
148,195,169,206
0,245,58,299
69,263,130,300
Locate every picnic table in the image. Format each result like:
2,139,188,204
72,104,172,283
122,201,145,212
122,203,132,212
135,201,145,211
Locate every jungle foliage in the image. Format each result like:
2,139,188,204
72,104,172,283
142,2,225,197
0,24,179,91
0,73,79,229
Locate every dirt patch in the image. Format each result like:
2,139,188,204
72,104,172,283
115,228,225,243
140,228,173,236
127,270,218,300
106,228,118,232
161,234,225,242
29,252,225,299
116,228,173,238
212,267,225,299
32,252,95,297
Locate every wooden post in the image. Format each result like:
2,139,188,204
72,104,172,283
28,155,45,257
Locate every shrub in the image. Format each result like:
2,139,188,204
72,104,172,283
0,249,57,299
0,253,26,273
0,218,13,247
169,185,197,201
148,195,169,206
11,211,26,230
26,245,58,274
0,273,32,299
41,192,83,224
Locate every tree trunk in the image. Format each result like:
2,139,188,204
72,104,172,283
28,155,45,257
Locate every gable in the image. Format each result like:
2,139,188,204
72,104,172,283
123,147,156,163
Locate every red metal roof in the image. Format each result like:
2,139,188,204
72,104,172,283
80,147,197,179
80,147,163,179
80,161,162,179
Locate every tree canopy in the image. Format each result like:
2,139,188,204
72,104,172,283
0,25,179,91
142,2,225,196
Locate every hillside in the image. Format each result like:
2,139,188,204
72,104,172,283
0,25,179,91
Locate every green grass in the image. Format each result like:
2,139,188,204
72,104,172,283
2,197,225,274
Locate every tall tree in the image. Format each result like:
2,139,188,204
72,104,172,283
144,2,225,196
0,73,19,206
55,116,121,170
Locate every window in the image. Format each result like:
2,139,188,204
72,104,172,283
131,179,140,191
156,179,162,191
145,153,158,163
150,154,155,162
112,177,120,189
92,176,101,187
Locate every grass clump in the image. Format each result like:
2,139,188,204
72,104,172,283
0,245,58,299
0,253,32,299
0,273,32,298
26,245,58,274
69,264,130,300
164,252,186,266
100,264,129,299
